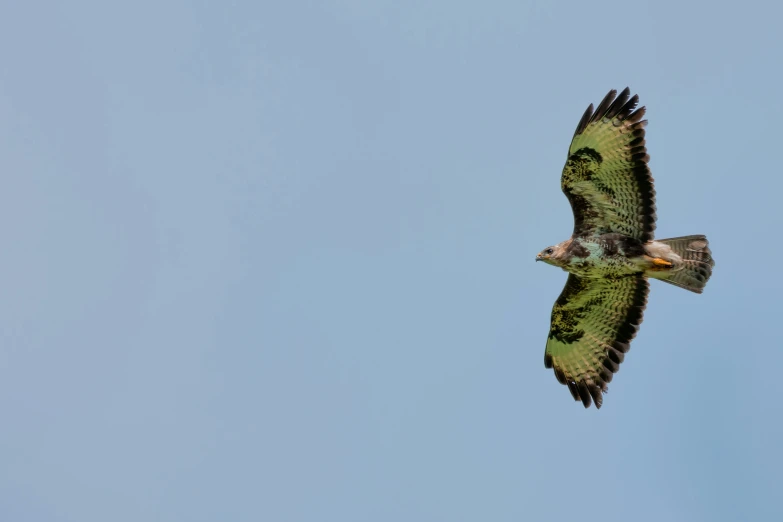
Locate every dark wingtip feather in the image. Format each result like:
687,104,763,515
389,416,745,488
608,348,625,364
577,382,592,408
573,103,595,138
591,89,617,123
567,381,581,402
604,88,631,120
602,357,619,373
588,384,603,409
618,94,640,117
627,106,646,124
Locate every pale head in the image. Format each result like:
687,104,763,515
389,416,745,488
535,241,569,267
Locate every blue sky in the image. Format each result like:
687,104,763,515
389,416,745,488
1,1,781,521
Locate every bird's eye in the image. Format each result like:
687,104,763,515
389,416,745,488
545,248,554,255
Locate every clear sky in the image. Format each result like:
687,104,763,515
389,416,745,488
1,1,781,521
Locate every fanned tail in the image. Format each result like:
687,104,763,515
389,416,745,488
648,235,715,293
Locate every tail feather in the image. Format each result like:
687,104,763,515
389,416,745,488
651,235,715,293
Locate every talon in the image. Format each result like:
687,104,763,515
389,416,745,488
651,257,673,268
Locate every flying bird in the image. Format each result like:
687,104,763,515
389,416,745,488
536,88,715,409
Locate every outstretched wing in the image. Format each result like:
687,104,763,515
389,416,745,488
544,274,649,409
562,88,657,241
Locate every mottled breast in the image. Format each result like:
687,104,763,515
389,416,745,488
563,235,645,277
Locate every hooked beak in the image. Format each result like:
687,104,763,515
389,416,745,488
535,255,542,262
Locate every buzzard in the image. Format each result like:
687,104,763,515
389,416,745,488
536,88,715,409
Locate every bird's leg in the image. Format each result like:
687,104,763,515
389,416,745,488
644,255,673,269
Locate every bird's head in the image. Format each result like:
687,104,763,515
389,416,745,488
536,243,566,267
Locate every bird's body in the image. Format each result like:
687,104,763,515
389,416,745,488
543,234,645,277
541,234,684,278
537,88,715,409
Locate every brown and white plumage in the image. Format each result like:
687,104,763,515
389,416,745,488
536,88,715,409
563,87,656,241
544,274,648,409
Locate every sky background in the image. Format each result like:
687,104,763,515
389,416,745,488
1,1,781,521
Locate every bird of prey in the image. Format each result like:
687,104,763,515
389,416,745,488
536,88,714,409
